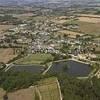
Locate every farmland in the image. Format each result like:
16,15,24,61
36,77,61,100
57,15,100,35
8,87,35,100
1,76,61,100
75,14,100,35
77,21,100,35
58,30,84,38
78,17,100,23
0,48,17,63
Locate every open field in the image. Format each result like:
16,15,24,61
54,15,100,35
0,25,15,32
15,53,53,65
77,14,100,23
0,48,17,63
59,17,100,35
78,17,100,23
8,87,35,100
54,19,67,24
58,30,83,38
7,77,61,100
13,13,35,20
78,14,100,18
36,77,61,100
77,21,100,35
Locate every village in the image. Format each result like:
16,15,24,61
0,1,100,100
0,14,99,65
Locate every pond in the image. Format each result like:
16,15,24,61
7,60,92,77
48,60,91,77
8,64,44,74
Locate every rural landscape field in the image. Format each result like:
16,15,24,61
0,0,100,100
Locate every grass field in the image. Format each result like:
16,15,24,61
15,53,53,65
0,48,17,63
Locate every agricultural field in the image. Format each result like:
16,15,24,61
13,13,35,20
15,53,53,65
8,87,36,100
0,48,17,63
78,17,100,23
58,30,84,38
54,14,100,35
4,77,61,100
77,21,100,35
36,77,61,100
76,14,100,35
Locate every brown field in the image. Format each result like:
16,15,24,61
77,21,100,35
58,30,84,38
8,87,35,100
54,19,67,24
0,48,17,63
78,14,100,18
13,13,35,20
0,25,15,32
77,14,100,23
78,17,100,23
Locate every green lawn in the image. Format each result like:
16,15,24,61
15,53,53,65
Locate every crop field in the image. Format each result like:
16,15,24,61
7,77,61,100
36,77,61,100
59,18,100,35
77,14,100,23
0,48,17,63
15,53,53,65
